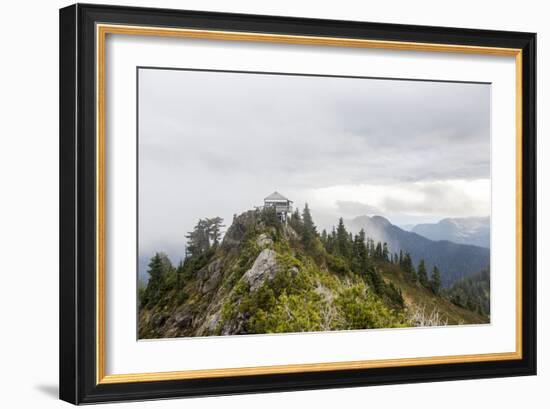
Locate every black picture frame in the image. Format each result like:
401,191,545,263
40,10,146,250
59,3,536,404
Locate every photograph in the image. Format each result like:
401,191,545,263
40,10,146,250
55,3,537,404
137,68,492,339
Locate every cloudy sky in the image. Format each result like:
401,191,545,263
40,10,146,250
138,68,490,264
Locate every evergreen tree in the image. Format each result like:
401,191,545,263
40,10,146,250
263,205,282,228
365,265,383,294
185,219,211,257
289,207,303,234
293,207,301,222
142,252,173,307
382,242,390,261
206,217,225,246
198,219,211,250
358,229,368,268
447,268,489,316
184,224,199,257
375,242,383,259
402,252,417,283
325,227,337,254
366,238,375,257
384,281,405,309
302,203,317,250
320,229,328,246
430,265,442,294
417,259,429,287
335,218,350,258
176,259,185,289
351,229,368,273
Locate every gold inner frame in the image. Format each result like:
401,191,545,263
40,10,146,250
95,23,523,385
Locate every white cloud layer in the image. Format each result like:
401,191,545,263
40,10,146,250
138,68,490,261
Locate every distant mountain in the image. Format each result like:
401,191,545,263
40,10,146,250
347,215,490,287
412,217,490,248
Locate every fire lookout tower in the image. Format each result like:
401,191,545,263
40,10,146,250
263,191,293,223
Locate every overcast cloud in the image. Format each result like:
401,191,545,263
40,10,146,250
138,68,490,264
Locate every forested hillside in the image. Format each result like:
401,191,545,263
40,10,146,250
444,268,490,317
138,206,488,339
347,215,490,287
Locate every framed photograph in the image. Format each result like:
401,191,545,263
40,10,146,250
59,4,536,404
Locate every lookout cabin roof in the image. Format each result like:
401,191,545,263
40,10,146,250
264,191,292,202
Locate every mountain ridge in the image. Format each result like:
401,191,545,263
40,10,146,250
138,208,488,339
346,215,490,287
412,216,490,248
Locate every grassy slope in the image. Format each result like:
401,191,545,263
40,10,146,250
377,262,488,325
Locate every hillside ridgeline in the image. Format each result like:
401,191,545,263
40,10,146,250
139,207,488,339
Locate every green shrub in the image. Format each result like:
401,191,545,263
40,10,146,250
326,253,350,274
336,283,407,329
249,293,323,333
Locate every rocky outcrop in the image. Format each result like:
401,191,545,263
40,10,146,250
222,210,258,248
241,249,279,292
218,311,250,335
198,258,224,294
138,206,490,339
256,233,273,248
174,311,194,330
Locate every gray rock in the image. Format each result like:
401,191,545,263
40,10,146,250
199,258,224,294
219,311,250,335
241,249,279,292
222,211,258,248
174,312,193,329
256,233,273,248
203,312,221,334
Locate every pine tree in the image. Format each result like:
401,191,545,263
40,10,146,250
375,242,383,259
367,238,375,257
417,259,429,287
176,259,188,289
302,203,317,250
206,217,225,246
198,219,211,251
289,207,303,234
142,252,173,307
358,229,368,269
185,219,212,257
325,227,337,254
365,265,383,294
336,218,350,258
430,265,442,294
352,229,368,273
264,205,282,228
321,229,328,245
402,252,417,283
382,242,390,261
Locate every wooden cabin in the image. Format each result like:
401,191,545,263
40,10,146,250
263,191,293,222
